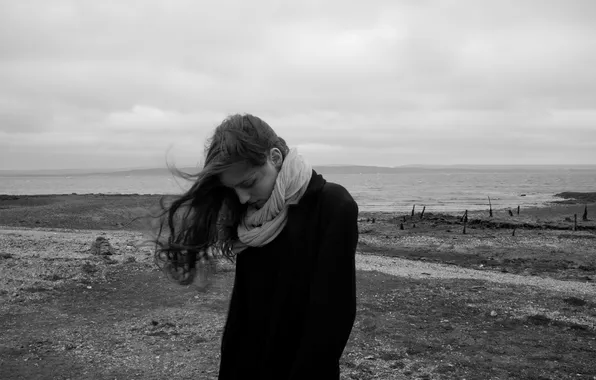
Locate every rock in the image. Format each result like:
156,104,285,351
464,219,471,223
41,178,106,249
390,361,406,369
124,256,136,263
63,343,76,350
90,236,115,256
102,256,118,264
0,252,13,259
563,297,587,307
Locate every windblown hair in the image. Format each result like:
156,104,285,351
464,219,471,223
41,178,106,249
153,114,289,286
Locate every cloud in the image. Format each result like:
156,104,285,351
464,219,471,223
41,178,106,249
0,0,595,169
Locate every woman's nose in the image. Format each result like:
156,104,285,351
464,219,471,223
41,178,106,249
235,188,251,204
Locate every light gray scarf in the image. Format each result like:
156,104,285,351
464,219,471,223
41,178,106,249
234,148,312,253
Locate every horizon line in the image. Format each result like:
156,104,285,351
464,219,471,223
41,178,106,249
2,163,596,173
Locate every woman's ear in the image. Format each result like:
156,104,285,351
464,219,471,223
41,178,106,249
270,148,283,170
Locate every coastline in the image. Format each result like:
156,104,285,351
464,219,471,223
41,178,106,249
1,192,595,282
1,191,594,229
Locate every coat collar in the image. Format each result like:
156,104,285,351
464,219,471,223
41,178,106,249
301,169,326,201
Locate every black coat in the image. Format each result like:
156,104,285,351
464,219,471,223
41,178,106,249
218,170,359,380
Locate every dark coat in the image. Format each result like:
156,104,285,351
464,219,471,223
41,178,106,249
218,170,359,380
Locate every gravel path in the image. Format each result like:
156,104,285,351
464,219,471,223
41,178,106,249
3,226,596,299
356,253,596,297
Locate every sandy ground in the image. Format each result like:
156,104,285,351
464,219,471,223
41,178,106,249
2,193,596,379
2,225,595,301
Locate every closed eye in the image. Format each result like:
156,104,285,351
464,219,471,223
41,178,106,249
238,178,256,189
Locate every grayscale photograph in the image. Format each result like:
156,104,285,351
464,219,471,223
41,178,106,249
1,1,595,379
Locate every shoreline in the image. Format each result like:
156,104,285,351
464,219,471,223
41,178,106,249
1,192,594,230
2,191,595,213
1,192,595,284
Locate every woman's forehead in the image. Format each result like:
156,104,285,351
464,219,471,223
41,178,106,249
220,162,258,187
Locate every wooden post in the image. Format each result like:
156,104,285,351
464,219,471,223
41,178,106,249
488,196,493,217
411,205,416,218
583,205,588,221
574,214,577,231
400,223,404,230
463,210,468,224
420,206,426,219
463,219,467,234
517,205,520,215
512,228,516,236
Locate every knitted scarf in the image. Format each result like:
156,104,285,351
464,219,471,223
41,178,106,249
234,148,312,253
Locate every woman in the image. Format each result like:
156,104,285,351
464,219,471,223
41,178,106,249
155,114,359,379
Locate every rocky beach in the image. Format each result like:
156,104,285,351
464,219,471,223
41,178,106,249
1,193,596,379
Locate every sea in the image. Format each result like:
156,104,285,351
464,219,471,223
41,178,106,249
1,167,595,213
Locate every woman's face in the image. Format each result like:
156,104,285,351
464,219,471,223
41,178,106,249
220,149,282,209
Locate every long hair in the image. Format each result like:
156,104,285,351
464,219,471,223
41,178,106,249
153,114,289,285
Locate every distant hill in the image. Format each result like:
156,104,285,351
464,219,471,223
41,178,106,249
1,164,595,177
316,166,417,174
100,164,596,176
316,165,596,174
0,168,109,176
0,167,197,177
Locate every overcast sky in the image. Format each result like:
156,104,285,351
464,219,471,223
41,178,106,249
1,0,595,170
